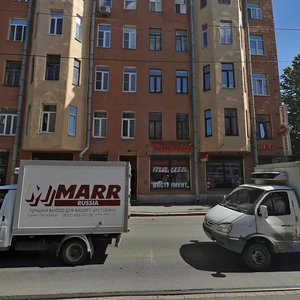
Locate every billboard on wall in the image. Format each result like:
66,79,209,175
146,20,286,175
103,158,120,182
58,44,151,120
279,104,292,156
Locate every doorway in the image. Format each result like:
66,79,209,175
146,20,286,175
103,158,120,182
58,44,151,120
120,156,137,200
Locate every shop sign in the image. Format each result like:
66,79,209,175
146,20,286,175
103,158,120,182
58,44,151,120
258,143,275,152
200,153,209,162
152,166,188,173
151,143,192,153
279,105,292,156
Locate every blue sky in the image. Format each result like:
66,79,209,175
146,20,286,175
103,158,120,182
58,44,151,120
272,0,300,76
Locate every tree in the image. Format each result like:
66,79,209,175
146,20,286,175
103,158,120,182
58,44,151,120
280,54,300,160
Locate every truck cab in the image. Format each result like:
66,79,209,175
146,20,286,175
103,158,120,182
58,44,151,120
203,162,300,271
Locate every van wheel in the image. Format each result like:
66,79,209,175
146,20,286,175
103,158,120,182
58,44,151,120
243,243,271,271
61,239,88,266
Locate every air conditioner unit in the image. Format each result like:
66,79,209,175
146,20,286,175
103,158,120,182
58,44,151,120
99,5,111,14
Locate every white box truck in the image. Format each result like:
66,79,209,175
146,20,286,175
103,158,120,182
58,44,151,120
203,161,300,271
0,160,131,265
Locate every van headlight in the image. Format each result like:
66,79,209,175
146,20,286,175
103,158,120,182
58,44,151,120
217,223,232,234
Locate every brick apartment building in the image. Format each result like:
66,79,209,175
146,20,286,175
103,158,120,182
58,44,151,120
0,0,285,203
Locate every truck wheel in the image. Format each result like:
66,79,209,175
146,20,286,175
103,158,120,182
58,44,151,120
243,243,271,271
61,239,88,266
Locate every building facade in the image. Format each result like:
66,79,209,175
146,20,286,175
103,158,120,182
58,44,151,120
0,0,284,203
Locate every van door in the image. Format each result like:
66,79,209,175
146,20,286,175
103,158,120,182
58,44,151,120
256,191,298,252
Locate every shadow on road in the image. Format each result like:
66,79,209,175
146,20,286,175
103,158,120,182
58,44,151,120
180,241,300,274
0,242,109,268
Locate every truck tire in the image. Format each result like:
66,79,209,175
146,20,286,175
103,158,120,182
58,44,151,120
243,243,271,271
60,239,88,266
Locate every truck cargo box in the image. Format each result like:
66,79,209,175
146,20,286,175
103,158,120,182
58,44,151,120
12,160,131,236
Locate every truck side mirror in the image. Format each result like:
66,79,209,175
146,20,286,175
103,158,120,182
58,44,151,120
259,205,268,219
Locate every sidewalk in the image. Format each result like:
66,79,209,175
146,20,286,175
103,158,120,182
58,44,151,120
130,204,211,216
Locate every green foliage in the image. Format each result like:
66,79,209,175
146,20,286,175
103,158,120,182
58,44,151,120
281,54,300,160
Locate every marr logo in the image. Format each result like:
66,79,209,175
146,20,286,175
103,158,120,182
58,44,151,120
25,184,122,207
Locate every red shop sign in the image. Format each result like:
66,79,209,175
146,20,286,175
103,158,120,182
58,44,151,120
152,143,192,153
258,143,275,151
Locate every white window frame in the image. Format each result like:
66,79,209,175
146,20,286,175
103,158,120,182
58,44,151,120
175,0,186,14
123,26,136,49
49,12,63,35
149,0,162,12
68,106,77,136
75,15,82,41
124,0,136,10
40,105,56,133
97,25,111,48
121,112,135,139
0,108,17,136
72,59,80,86
220,21,232,44
9,19,27,41
93,111,107,138
95,66,109,91
252,73,268,96
248,2,262,19
123,67,136,92
250,34,264,55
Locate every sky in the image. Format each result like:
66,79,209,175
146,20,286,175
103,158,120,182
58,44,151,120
272,0,300,76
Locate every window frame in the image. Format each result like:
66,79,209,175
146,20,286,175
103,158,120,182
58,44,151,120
203,65,211,91
49,11,63,35
149,69,162,93
9,19,27,41
149,112,162,140
149,0,162,12
45,55,60,81
252,73,268,96
256,114,272,139
68,105,77,136
121,112,135,139
0,108,17,136
123,26,136,49
248,2,262,19
222,63,235,88
176,113,189,140
93,111,107,138
224,108,238,136
95,66,109,91
250,34,264,55
123,67,137,92
202,24,208,48
220,21,233,44
97,25,111,48
40,104,56,133
75,15,82,41
124,0,137,10
72,59,81,86
149,28,162,51
4,61,22,86
175,30,188,52
205,109,212,137
176,70,188,94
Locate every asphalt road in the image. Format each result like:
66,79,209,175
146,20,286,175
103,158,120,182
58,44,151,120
1,216,300,299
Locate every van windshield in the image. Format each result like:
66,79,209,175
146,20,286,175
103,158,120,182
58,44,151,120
220,187,265,214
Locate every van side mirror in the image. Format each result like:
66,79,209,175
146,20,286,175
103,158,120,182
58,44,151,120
259,205,268,219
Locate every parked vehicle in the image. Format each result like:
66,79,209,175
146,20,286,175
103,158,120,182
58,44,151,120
0,160,131,266
203,161,300,271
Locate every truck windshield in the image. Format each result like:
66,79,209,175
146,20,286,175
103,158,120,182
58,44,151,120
220,187,265,214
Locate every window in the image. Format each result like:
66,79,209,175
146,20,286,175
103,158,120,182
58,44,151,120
122,112,135,139
49,12,63,35
93,111,107,138
256,115,272,139
124,0,136,10
40,105,56,133
149,69,162,93
72,59,80,86
202,24,208,48
203,65,210,91
0,108,17,135
252,73,268,95
68,106,77,136
149,112,162,139
205,109,212,137
149,0,162,12
45,55,60,80
123,67,136,92
100,0,112,8
218,0,231,4
150,158,190,190
95,66,109,91
220,21,232,44
176,113,189,140
222,63,235,88
123,26,136,49
262,192,290,216
9,19,27,41
176,70,188,94
175,30,187,52
5,61,22,86
248,2,262,19
224,108,238,136
98,25,111,48
250,34,264,55
149,28,162,51
75,15,82,41
200,0,207,8
175,0,186,14
206,159,243,190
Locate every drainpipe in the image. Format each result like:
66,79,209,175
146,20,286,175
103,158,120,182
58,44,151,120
243,0,258,166
10,0,33,184
189,0,200,202
79,0,96,160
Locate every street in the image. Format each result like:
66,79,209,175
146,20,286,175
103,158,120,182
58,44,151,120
1,216,300,299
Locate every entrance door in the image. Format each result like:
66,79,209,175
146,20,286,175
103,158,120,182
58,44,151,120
256,191,298,252
120,156,137,200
